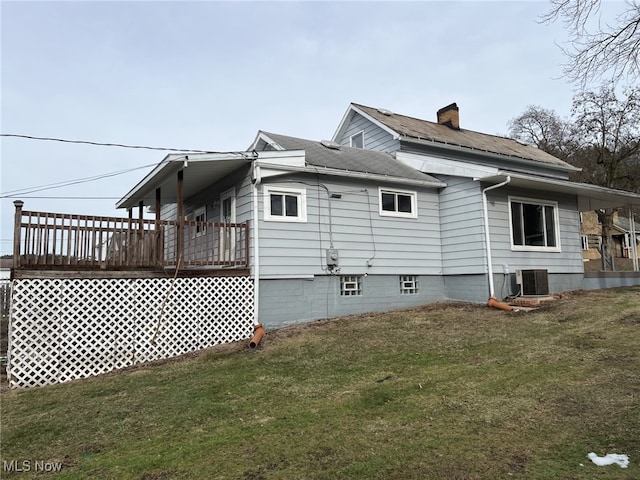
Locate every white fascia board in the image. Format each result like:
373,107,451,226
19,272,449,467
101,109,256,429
256,150,305,168
331,104,400,142
395,151,499,178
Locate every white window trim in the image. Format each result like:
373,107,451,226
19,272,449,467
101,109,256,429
508,195,561,252
350,130,365,148
193,206,206,238
581,235,589,251
263,186,307,222
378,187,418,219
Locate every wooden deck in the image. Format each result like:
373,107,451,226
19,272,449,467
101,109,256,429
12,203,249,273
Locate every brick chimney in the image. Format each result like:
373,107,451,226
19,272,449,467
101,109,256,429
437,103,459,129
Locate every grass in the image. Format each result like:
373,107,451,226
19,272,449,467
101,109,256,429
1,287,639,479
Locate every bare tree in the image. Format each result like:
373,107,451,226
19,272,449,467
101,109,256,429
541,0,640,86
571,84,640,190
508,85,640,266
507,106,572,159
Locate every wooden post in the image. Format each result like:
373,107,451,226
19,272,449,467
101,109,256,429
244,220,250,267
138,200,144,265
177,169,184,264
155,187,162,265
13,200,24,269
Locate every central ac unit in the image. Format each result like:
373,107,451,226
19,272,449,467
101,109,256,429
515,269,549,296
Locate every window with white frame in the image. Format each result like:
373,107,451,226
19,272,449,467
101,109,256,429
350,131,364,148
400,275,418,295
193,206,206,237
509,197,560,251
263,186,307,222
340,276,362,296
581,235,589,250
379,188,417,218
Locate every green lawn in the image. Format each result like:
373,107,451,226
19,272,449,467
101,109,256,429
1,287,639,479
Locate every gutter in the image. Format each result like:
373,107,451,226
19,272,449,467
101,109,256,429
481,176,511,299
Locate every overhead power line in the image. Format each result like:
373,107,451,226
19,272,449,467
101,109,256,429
1,133,221,153
0,162,159,198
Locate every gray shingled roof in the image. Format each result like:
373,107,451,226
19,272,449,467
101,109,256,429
353,103,577,170
263,132,443,184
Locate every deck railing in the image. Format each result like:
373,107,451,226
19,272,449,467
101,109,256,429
12,202,249,270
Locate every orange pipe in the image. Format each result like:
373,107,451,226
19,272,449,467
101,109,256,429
249,323,265,348
487,296,513,311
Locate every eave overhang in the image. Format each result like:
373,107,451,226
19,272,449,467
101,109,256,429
475,171,640,210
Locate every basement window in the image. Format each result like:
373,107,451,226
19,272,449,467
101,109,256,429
400,276,418,295
509,196,560,251
340,276,362,296
379,188,417,218
264,186,307,222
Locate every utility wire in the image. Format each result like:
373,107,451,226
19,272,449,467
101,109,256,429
0,162,159,198
1,133,221,154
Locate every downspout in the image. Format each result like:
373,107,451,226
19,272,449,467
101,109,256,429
630,206,639,272
250,162,264,347
481,176,512,309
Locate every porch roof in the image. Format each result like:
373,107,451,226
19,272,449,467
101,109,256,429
476,171,640,210
116,151,291,210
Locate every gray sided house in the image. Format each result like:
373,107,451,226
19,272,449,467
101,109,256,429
116,102,640,329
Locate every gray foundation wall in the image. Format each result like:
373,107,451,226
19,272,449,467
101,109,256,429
584,272,640,290
258,272,623,329
258,275,445,329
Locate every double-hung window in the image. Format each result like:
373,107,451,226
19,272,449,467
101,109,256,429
379,188,417,218
509,196,560,251
264,186,307,222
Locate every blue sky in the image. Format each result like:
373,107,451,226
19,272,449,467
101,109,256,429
0,0,621,255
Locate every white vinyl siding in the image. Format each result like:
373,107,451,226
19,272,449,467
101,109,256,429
337,112,399,153
438,176,486,275
258,176,442,277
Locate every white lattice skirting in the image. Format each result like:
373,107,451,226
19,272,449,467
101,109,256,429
8,276,254,388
